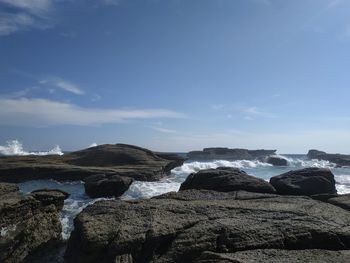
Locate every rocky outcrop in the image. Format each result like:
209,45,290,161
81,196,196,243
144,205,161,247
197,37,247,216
327,194,350,211
64,190,350,263
0,183,69,263
270,168,337,196
193,249,350,263
307,149,350,167
0,144,186,183
187,148,276,161
83,174,133,198
266,156,288,166
180,167,276,194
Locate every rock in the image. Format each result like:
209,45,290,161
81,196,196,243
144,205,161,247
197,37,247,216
327,194,350,211
179,167,276,194
64,191,350,263
83,174,133,198
31,189,70,210
0,144,186,183
187,148,276,161
270,168,337,196
266,156,288,166
307,149,350,167
0,182,68,263
193,249,350,263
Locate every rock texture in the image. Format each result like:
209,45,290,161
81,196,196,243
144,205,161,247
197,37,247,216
188,148,276,161
84,174,133,198
328,194,350,211
266,156,288,166
270,168,337,196
307,149,350,167
193,249,350,263
180,167,276,194
0,183,69,263
0,144,186,183
64,190,350,263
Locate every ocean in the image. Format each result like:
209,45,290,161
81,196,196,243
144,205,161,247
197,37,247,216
1,140,350,240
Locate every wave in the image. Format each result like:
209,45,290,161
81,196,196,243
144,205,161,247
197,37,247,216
0,140,63,156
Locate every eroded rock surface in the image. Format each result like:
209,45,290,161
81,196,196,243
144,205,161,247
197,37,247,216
0,183,69,263
65,190,350,263
307,150,350,167
328,194,350,211
180,167,276,194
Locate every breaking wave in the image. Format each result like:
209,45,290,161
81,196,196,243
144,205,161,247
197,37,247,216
0,140,63,156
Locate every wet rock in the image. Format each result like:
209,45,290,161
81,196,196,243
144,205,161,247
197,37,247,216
64,191,350,263
270,168,337,196
193,249,350,263
0,144,186,183
327,194,350,211
0,182,68,263
307,149,350,167
266,156,288,166
84,174,133,198
180,167,276,194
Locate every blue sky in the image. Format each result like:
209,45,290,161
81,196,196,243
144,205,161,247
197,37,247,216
1,0,350,153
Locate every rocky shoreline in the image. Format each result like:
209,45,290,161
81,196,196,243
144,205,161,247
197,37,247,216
0,145,350,262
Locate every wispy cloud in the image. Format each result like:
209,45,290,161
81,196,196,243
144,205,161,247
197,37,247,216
39,77,84,95
149,126,177,133
0,98,186,126
238,106,275,119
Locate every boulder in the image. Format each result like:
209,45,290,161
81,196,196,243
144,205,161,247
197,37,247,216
180,167,276,194
270,168,337,196
194,250,350,263
64,190,350,263
187,148,276,161
0,182,68,263
0,144,186,183
327,194,350,211
266,156,288,166
307,149,350,167
83,174,133,198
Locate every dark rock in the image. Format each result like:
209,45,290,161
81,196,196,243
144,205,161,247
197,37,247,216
327,194,350,211
307,149,350,167
270,168,337,196
31,189,70,210
0,144,186,183
0,182,68,263
188,148,276,161
180,167,276,194
193,249,350,263
64,192,350,263
266,156,288,166
83,174,133,198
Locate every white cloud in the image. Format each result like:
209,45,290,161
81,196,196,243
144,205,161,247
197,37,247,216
0,98,186,126
149,126,177,133
238,106,275,119
39,77,84,95
0,0,52,15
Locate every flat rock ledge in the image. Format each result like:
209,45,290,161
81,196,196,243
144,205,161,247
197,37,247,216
64,189,350,263
180,167,276,194
0,183,69,263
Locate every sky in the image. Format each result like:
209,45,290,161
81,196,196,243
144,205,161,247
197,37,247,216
1,0,350,153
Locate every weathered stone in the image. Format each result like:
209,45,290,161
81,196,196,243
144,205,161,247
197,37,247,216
307,149,350,167
84,174,133,198
266,156,288,166
180,167,276,194
270,168,337,196
328,194,350,211
65,191,350,263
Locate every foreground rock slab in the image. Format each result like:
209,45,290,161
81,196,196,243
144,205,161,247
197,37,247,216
194,249,350,263
270,168,337,196
65,190,350,263
0,144,186,183
328,194,350,211
0,183,68,263
180,167,276,194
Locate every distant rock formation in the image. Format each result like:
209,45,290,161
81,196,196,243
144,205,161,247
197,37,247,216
266,155,288,166
0,183,68,262
307,149,350,167
0,144,186,183
187,147,276,161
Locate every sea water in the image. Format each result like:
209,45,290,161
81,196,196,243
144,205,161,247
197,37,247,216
2,141,350,239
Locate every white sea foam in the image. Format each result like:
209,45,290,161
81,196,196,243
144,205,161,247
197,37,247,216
0,140,63,156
